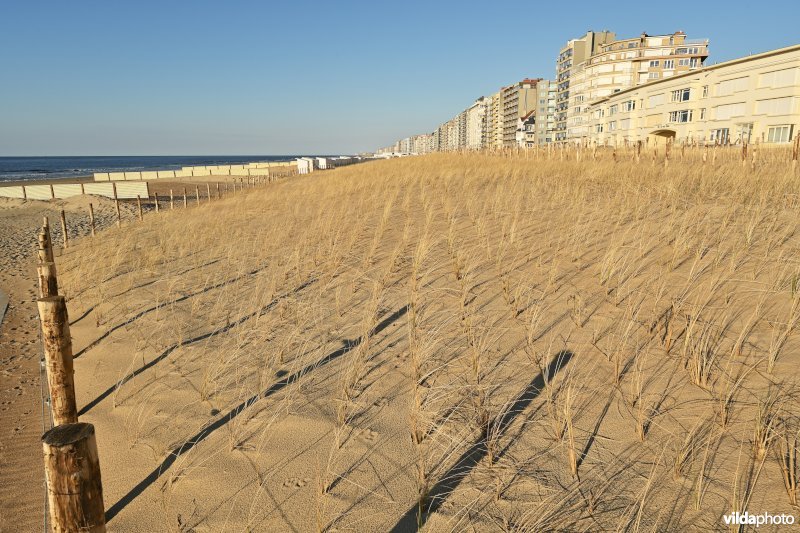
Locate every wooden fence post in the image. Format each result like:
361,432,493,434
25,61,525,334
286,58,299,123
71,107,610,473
88,203,95,237
42,423,106,533
169,189,174,210
136,195,143,221
60,210,69,249
50,184,56,200
37,262,59,298
39,222,55,264
37,295,78,426
206,183,211,203
216,182,221,199
183,187,187,208
153,193,159,213
22,185,27,201
195,185,200,207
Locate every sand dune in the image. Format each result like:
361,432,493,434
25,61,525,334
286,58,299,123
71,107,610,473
4,151,800,531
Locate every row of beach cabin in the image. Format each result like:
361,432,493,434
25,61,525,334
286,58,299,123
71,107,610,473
296,156,361,175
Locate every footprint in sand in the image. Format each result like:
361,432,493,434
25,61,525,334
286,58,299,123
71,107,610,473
358,428,378,443
372,397,389,408
282,477,311,489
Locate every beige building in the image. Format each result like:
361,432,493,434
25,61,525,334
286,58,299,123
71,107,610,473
568,31,709,144
586,44,800,146
501,79,540,146
486,90,504,149
555,30,616,142
466,97,488,149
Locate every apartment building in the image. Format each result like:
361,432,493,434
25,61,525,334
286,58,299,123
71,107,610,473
568,31,709,144
515,111,537,147
501,79,541,146
483,90,503,149
535,80,557,145
586,44,800,146
405,133,433,154
466,97,488,149
555,30,616,142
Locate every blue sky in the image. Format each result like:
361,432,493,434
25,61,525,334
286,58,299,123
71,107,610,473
1,0,798,155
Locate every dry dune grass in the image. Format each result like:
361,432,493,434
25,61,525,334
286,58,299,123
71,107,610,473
54,149,800,531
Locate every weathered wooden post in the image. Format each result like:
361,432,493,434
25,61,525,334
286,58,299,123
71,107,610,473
50,184,56,200
60,210,69,249
153,193,159,213
37,262,59,298
206,183,211,203
37,295,78,426
88,203,95,237
216,182,221,199
136,195,143,221
792,135,799,174
195,185,200,207
37,223,58,298
42,423,106,533
169,189,174,210
39,221,55,264
183,187,188,208
115,198,124,229
741,142,748,167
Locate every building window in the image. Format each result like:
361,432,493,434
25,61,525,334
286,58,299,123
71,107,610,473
700,108,706,120
622,100,636,112
664,59,675,69
671,88,690,102
595,124,604,133
609,104,618,115
710,128,730,144
608,121,617,131
649,60,660,67
648,72,660,80
767,125,793,143
669,110,693,123
702,85,708,98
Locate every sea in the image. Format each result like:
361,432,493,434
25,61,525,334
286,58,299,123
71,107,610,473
0,156,308,183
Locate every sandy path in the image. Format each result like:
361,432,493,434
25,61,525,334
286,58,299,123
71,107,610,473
0,196,138,531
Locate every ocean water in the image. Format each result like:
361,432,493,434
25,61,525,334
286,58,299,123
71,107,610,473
0,156,306,182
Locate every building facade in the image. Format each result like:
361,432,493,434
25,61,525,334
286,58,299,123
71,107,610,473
555,30,616,142
466,97,488,149
534,80,556,145
568,31,709,144
501,79,541,146
586,44,800,146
